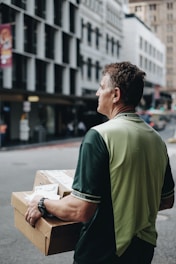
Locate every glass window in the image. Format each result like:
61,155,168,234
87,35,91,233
87,58,92,80
95,61,100,81
87,23,92,45
167,2,173,9
35,0,46,19
12,54,27,90
35,59,47,92
70,69,76,95
95,27,100,49
70,3,75,33
24,15,37,54
11,0,26,10
55,64,63,94
45,25,54,59
62,32,70,64
54,0,63,26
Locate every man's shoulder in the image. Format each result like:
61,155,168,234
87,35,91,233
92,120,112,133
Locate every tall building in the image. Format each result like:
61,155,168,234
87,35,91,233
0,0,81,145
123,13,166,109
0,0,127,145
129,0,176,102
79,0,125,128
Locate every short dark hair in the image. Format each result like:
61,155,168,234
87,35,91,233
102,61,146,107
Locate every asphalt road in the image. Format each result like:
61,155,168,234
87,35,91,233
0,124,176,264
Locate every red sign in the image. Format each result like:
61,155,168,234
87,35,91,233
0,24,12,68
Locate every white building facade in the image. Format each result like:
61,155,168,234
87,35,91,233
79,0,125,97
123,14,166,108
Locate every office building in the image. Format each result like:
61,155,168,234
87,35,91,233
129,0,175,106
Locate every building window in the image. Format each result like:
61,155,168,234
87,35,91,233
144,40,148,53
54,0,63,26
45,25,54,59
135,6,142,12
87,23,92,45
167,57,173,64
70,3,75,33
167,24,173,32
117,40,120,57
81,18,84,40
77,39,80,67
11,0,26,10
167,13,173,21
24,15,37,54
35,59,47,92
149,44,152,55
12,54,27,90
87,58,92,80
167,35,173,43
149,4,156,10
167,2,173,9
62,33,70,64
153,25,157,33
167,46,173,53
139,36,143,49
80,55,84,78
111,37,114,55
55,65,63,94
149,61,152,72
167,80,173,88
167,67,173,74
139,55,143,68
95,61,100,81
95,27,100,49
70,69,76,95
35,0,46,19
145,58,148,70
106,34,109,53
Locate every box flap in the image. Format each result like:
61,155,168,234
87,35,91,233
33,170,75,197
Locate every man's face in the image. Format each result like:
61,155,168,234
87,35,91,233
96,74,115,117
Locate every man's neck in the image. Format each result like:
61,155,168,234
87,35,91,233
111,105,135,119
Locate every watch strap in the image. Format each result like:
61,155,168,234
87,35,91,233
38,197,48,217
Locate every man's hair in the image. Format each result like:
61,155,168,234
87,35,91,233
102,61,146,107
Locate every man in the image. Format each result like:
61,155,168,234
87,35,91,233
25,62,175,264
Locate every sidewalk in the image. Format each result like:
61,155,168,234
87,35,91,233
1,134,176,159
0,136,83,151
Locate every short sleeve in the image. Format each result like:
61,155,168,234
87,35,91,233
161,157,175,199
71,129,109,203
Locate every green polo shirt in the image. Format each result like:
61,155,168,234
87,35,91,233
72,113,174,263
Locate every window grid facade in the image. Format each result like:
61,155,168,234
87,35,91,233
0,0,80,96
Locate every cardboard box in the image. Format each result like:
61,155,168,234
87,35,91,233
11,191,81,255
33,170,75,197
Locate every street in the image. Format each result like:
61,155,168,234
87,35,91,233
0,123,176,264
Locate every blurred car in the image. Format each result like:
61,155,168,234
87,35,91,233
139,112,155,128
139,110,168,131
151,114,167,131
147,110,168,131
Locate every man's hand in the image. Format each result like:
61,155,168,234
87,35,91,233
25,195,43,227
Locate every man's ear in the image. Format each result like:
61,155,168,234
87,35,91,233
113,87,121,103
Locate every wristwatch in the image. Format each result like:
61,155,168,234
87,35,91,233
38,197,48,217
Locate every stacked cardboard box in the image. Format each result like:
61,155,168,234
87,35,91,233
11,169,82,256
